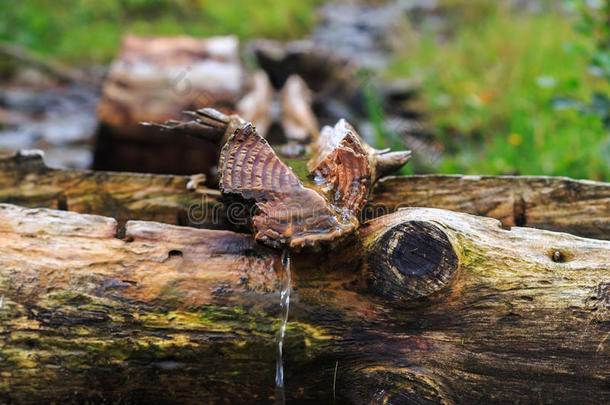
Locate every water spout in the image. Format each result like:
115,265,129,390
275,248,291,405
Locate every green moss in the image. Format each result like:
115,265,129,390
282,157,311,182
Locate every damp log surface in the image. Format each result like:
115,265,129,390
0,203,608,404
0,151,224,229
2,152,609,239
371,174,610,239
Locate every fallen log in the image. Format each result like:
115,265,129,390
1,151,608,239
371,174,610,239
0,150,223,229
0,203,608,403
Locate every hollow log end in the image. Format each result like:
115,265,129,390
365,220,459,304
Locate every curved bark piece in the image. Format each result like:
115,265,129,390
0,204,608,403
218,124,357,248
308,119,410,217
310,127,371,214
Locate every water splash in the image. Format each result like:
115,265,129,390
275,248,292,405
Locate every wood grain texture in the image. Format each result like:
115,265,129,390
0,151,225,229
369,174,610,239
0,203,608,403
1,152,608,239
219,124,357,248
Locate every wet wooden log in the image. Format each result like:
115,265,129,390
0,203,608,403
370,174,610,239
0,150,224,229
1,151,608,239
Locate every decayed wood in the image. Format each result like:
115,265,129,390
0,203,608,403
370,174,610,239
0,150,224,229
2,152,608,239
218,124,358,248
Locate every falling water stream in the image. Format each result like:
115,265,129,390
275,248,292,405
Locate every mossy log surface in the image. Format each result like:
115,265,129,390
0,203,608,404
1,152,609,239
372,175,610,239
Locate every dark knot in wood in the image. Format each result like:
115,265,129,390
367,220,459,303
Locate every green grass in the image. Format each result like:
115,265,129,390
0,0,324,63
1,0,608,181
387,2,610,181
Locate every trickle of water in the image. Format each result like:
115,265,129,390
275,248,292,405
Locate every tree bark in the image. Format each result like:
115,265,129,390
2,151,608,239
0,150,224,229
370,174,610,239
0,203,608,403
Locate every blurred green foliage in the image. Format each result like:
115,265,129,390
387,0,610,180
0,0,608,180
0,0,324,63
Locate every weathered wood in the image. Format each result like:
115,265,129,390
0,150,225,229
2,152,608,239
370,174,610,239
0,203,608,403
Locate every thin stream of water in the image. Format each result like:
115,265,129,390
275,248,291,405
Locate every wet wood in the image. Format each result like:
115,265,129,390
370,174,610,239
1,152,608,239
218,124,357,248
0,203,608,403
